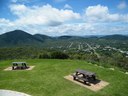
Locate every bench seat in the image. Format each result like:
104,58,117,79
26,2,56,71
72,74,88,83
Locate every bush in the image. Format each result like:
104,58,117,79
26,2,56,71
70,54,83,60
39,53,50,59
50,51,69,59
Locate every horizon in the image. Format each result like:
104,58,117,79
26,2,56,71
0,29,128,37
0,0,128,36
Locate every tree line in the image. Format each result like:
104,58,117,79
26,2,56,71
0,47,127,71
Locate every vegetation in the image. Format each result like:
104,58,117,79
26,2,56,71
39,51,69,59
0,47,128,71
0,59,128,96
0,31,128,96
0,30,128,71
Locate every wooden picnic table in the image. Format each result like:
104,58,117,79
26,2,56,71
12,62,28,70
72,69,96,84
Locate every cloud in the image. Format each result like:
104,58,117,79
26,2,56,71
54,0,67,3
84,5,128,22
117,1,127,10
23,23,96,36
10,4,27,16
0,4,128,36
25,23,128,36
9,4,80,26
0,18,14,27
0,18,15,34
11,0,32,3
0,17,128,36
64,4,72,9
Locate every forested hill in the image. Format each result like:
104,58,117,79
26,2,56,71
0,30,128,47
100,34,128,40
0,30,43,47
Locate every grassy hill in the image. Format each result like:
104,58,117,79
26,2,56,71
0,59,128,96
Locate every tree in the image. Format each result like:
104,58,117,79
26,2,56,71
50,51,69,59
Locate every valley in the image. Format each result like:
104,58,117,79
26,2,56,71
0,30,128,71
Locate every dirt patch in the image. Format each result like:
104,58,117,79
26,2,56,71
64,75,109,92
4,66,35,71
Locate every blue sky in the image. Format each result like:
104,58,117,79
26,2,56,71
0,0,128,36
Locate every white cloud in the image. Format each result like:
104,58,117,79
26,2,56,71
0,18,14,26
0,18,15,34
54,0,67,3
117,1,127,9
9,4,80,26
85,5,108,22
10,4,27,12
0,18,10,25
0,17,128,36
10,4,27,16
84,5,128,22
25,23,127,36
11,0,31,3
28,23,96,36
0,4,128,36
64,4,72,9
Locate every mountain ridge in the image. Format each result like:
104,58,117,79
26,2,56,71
0,30,128,47
0,30,43,47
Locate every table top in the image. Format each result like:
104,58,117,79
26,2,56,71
76,69,96,76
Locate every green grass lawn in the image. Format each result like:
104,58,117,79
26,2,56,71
0,59,128,96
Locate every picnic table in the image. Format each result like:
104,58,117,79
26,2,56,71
12,62,28,70
72,69,96,84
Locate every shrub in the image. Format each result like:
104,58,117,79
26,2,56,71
50,51,69,59
39,53,50,59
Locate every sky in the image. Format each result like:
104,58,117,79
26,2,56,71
0,0,128,36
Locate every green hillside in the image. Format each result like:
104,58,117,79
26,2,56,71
100,34,128,40
0,30,128,48
0,30,43,47
0,59,128,96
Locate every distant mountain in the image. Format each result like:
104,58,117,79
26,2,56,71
83,35,100,38
34,34,53,41
58,36,74,39
0,30,128,47
57,35,84,40
100,34,128,40
0,30,43,47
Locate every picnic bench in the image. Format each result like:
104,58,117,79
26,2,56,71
12,62,29,70
72,69,96,84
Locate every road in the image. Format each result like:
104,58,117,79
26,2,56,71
86,43,100,58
